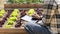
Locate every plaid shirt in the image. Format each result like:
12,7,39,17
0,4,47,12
43,0,60,34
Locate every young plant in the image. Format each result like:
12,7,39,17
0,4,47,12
28,9,35,16
0,9,5,14
0,14,3,17
11,12,18,17
8,17,17,21
7,20,14,25
11,9,19,17
13,9,19,13
5,25,12,28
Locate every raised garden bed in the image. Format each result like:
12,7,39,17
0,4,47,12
0,9,27,34
0,4,43,34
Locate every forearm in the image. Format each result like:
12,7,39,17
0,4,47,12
32,14,41,19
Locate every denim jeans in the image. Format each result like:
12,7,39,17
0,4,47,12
24,22,51,34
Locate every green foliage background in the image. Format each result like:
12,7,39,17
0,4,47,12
7,0,43,4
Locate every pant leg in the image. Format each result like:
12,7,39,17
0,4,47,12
24,22,51,34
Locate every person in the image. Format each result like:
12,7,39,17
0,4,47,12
43,0,60,34
24,11,51,34
24,0,60,34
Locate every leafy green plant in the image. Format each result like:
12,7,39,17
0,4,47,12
39,0,43,3
0,9,5,14
0,14,3,17
7,20,14,25
16,0,25,3
5,25,12,28
26,0,33,4
7,0,43,4
11,12,18,17
7,0,14,3
0,9,6,17
7,0,25,4
28,9,35,16
13,9,19,13
11,9,19,17
32,0,37,3
8,17,17,21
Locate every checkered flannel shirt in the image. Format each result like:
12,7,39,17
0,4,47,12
43,0,60,34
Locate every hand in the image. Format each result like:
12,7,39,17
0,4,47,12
32,14,40,19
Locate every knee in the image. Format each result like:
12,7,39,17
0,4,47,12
25,22,41,28
25,22,33,27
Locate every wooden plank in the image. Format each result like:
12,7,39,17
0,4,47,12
4,4,43,8
0,27,27,34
